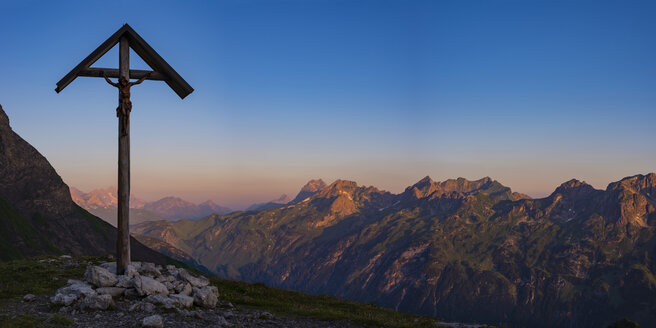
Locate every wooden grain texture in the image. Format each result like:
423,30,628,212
116,36,131,275
55,25,130,93
123,24,194,99
55,24,193,99
78,68,167,81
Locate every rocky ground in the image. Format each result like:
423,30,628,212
0,258,366,328
1,294,364,327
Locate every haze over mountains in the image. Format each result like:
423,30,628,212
73,179,330,224
71,187,232,226
134,174,656,328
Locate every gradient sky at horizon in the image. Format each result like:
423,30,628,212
1,0,655,209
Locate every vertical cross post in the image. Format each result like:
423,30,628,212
117,36,131,274
55,26,193,273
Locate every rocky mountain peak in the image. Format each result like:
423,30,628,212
300,179,327,193
405,176,496,199
413,175,435,189
328,179,358,190
553,179,595,194
273,194,290,203
607,173,656,193
405,176,438,199
313,180,362,199
199,200,217,206
70,186,85,203
291,179,327,203
440,177,493,193
0,104,9,126
71,186,146,210
549,179,599,201
558,179,586,189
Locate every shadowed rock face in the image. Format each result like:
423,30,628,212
136,174,656,328
0,104,175,264
0,105,73,219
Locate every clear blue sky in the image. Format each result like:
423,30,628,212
1,0,655,209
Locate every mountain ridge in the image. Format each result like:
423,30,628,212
134,173,656,328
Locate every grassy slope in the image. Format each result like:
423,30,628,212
0,197,63,261
0,256,455,328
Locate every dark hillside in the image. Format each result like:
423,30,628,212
0,104,172,265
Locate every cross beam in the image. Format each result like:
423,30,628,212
55,24,193,99
78,68,168,81
55,24,193,274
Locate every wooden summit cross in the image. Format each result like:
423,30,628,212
55,24,193,274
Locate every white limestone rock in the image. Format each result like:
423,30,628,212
142,314,163,328
192,286,218,308
124,288,140,298
178,269,209,288
79,294,114,311
170,294,194,308
98,262,117,274
129,301,156,312
115,275,132,288
55,280,97,299
84,266,118,287
178,283,192,296
96,287,126,297
139,262,161,277
133,276,168,296
50,293,78,306
125,263,140,278
144,294,176,309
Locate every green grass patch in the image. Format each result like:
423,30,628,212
75,206,109,241
211,277,439,328
0,256,109,300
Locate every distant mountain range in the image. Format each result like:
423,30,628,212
70,187,232,226
134,174,656,328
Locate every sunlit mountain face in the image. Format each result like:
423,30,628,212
134,174,656,328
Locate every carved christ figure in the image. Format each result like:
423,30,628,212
103,74,149,134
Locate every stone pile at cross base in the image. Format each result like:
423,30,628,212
51,262,219,312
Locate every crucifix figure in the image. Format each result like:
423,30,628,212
103,73,149,135
55,24,193,274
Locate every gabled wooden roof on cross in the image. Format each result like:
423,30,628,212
55,24,193,99
55,24,194,274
